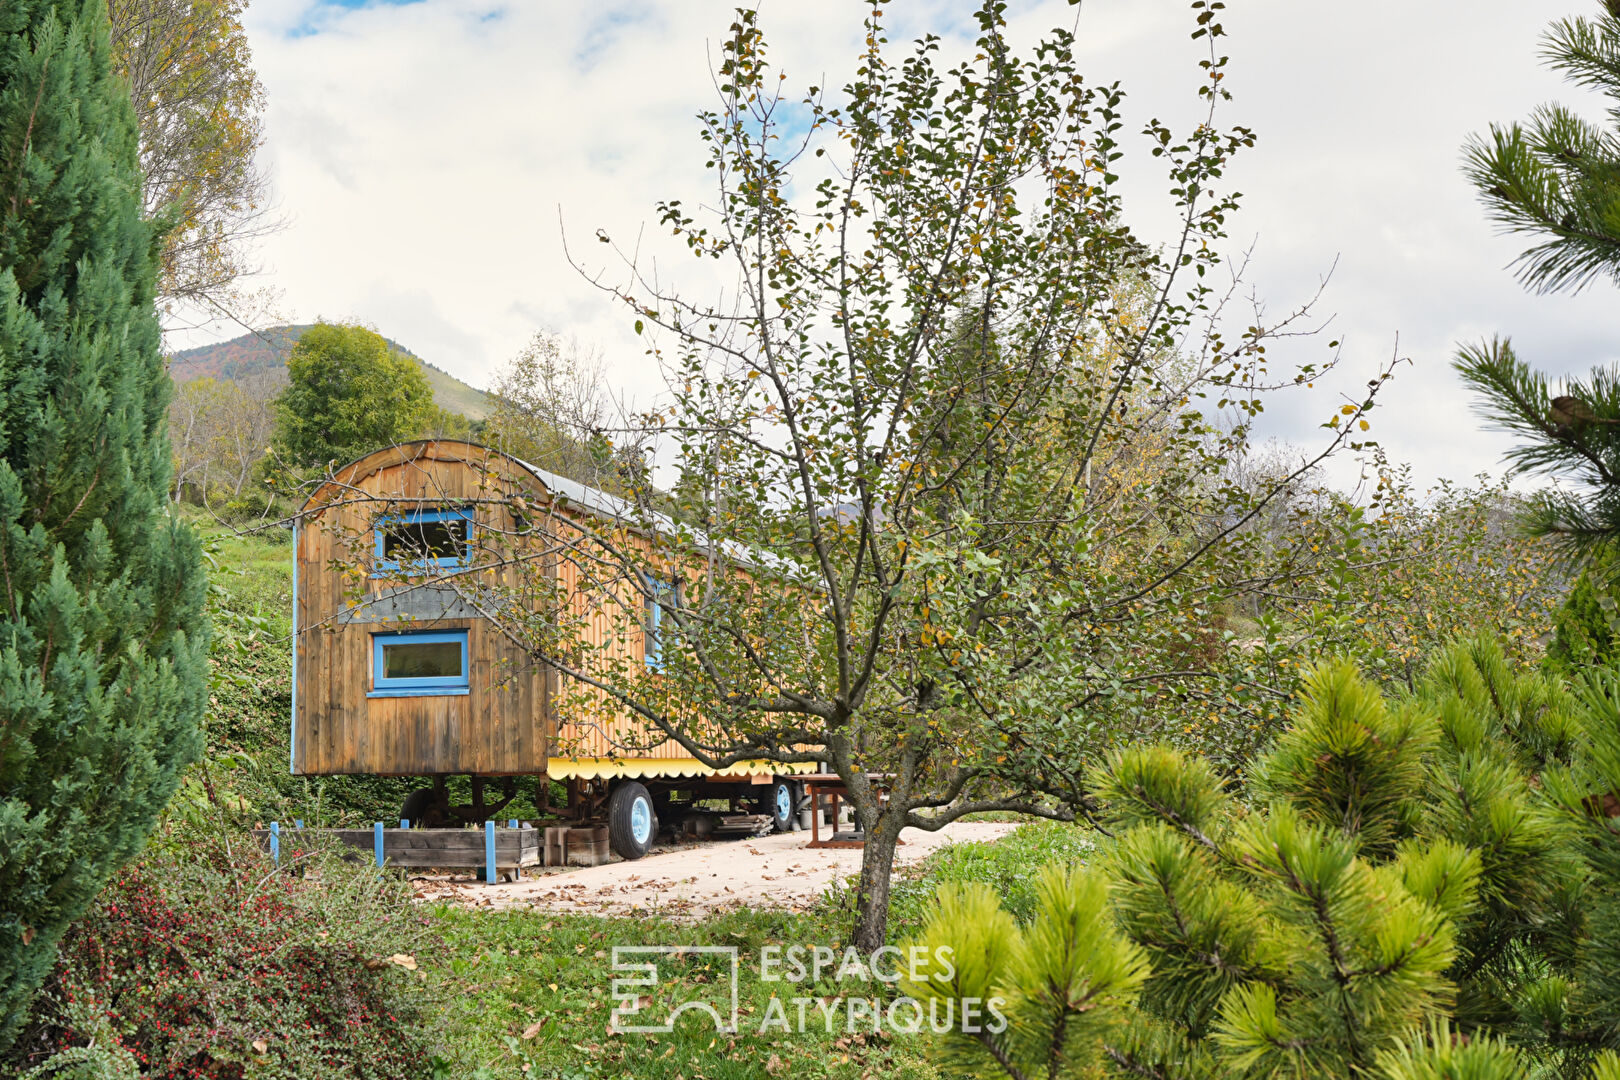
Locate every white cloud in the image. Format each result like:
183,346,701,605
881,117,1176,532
210,0,1617,489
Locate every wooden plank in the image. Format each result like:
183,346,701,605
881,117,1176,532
322,545,342,773
473,620,491,773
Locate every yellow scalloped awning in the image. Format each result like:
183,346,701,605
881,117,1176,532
546,757,819,781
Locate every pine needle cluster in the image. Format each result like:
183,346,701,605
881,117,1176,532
1455,2,1620,559
910,639,1620,1078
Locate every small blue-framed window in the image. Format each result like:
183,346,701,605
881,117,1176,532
374,507,473,575
644,573,678,671
369,630,469,697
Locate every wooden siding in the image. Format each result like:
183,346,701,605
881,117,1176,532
294,443,553,775
293,440,697,776
543,503,696,763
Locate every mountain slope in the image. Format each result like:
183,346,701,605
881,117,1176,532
168,325,492,420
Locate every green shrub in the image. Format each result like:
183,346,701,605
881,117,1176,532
218,491,283,526
2,827,444,1079
874,820,1098,938
1548,568,1620,672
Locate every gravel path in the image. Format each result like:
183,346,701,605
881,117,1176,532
417,821,1015,917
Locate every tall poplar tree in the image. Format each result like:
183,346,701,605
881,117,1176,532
0,0,208,1049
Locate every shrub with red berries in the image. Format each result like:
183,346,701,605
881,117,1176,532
4,829,442,1079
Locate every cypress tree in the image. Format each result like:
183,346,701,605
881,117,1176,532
0,0,208,1050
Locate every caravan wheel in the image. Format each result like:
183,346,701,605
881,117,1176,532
766,779,801,833
399,786,446,827
608,782,657,860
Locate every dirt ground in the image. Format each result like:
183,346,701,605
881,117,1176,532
416,821,1015,917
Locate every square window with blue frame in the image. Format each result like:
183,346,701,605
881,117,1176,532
370,629,469,697
374,506,473,574
643,573,678,670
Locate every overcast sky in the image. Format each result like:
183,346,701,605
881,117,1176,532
222,0,1619,490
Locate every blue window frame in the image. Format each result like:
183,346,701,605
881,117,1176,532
370,630,469,697
644,573,678,671
373,507,473,574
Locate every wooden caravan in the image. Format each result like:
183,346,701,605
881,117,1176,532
291,440,813,858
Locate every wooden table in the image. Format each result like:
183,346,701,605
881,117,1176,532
800,773,893,849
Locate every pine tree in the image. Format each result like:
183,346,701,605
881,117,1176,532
0,0,208,1050
1415,640,1585,1049
1454,339,1620,560
902,865,1152,1080
1551,666,1620,1057
1096,667,1470,1078
1376,1023,1537,1080
1463,1,1620,295
908,641,1612,1078
1454,2,1620,559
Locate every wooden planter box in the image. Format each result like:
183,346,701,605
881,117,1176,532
566,824,610,867
254,825,542,882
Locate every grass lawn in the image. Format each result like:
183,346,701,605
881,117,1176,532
198,510,294,635
429,905,939,1080
428,820,1097,1079
181,510,1102,1078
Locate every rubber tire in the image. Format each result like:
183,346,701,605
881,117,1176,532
399,787,436,825
767,779,800,833
608,782,657,860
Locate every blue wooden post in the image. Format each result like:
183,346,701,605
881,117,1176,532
401,819,410,830
374,821,385,869
508,819,518,829
269,821,280,864
484,820,497,884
